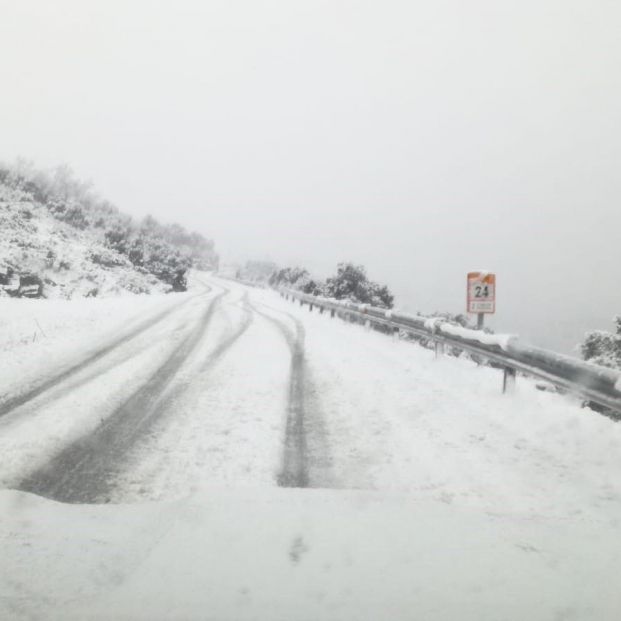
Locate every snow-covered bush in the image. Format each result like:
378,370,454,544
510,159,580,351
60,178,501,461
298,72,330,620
89,249,128,268
324,263,394,309
47,199,89,230
581,317,621,370
270,262,394,307
269,267,322,295
104,220,132,255
0,159,219,296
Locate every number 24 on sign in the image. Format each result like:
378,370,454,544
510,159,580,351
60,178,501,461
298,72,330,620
467,272,496,314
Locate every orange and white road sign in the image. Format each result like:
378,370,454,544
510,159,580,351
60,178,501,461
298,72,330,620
467,272,496,314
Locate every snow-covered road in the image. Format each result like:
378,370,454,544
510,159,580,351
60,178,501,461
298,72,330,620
1,273,620,620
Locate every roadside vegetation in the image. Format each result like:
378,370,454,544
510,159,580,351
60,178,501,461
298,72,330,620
268,262,395,309
581,317,621,371
0,160,218,298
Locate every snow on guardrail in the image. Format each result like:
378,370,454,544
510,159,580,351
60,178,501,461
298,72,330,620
437,323,517,351
279,286,621,418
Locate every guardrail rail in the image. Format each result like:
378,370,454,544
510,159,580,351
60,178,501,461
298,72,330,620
280,287,621,419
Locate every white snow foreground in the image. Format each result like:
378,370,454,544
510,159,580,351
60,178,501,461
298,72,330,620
0,275,620,619
1,487,619,621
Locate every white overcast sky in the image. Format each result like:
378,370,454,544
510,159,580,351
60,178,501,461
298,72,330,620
1,0,620,351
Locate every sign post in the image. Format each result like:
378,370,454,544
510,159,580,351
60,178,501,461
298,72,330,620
467,272,496,329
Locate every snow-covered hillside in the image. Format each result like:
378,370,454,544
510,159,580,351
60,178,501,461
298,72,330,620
0,163,218,299
0,182,170,298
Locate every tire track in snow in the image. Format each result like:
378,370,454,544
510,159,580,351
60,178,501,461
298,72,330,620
250,303,330,489
108,292,257,501
199,292,253,372
15,289,226,503
0,285,212,419
2,299,203,423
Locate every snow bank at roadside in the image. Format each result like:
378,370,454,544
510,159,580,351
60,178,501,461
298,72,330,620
0,292,182,401
0,272,209,410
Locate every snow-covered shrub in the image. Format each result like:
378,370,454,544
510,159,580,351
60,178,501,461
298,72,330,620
0,160,219,294
104,220,132,255
270,262,394,307
89,249,128,268
581,317,621,370
324,263,394,309
46,199,89,230
268,267,320,294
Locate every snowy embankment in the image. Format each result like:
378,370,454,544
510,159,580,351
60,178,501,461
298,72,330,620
0,292,181,395
1,275,620,620
0,182,171,299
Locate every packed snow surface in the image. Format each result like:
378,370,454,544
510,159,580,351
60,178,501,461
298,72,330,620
2,487,619,621
1,274,620,620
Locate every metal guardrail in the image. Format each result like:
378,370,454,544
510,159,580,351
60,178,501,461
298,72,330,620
280,288,621,417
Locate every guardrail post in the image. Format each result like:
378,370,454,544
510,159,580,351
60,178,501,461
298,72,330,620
299,299,304,307
503,367,517,394
309,303,313,312
319,306,324,314
330,309,335,318
393,326,399,341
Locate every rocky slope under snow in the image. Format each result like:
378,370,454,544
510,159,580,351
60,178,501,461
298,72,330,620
0,180,204,299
